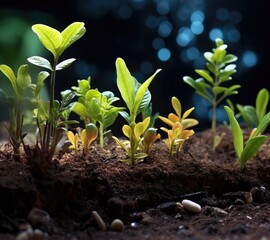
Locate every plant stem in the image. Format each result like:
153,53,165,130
212,100,217,148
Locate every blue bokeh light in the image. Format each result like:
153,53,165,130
191,21,204,35
209,28,223,41
242,50,258,68
156,1,170,15
157,48,171,61
191,10,205,22
140,61,154,74
145,15,158,29
176,27,194,47
152,37,165,50
216,8,229,21
158,20,173,37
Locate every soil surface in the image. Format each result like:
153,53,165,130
1,125,270,240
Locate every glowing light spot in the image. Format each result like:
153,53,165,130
140,61,154,74
158,21,172,37
152,37,165,50
157,48,171,61
227,28,240,42
177,7,190,21
230,11,242,24
216,8,229,21
145,15,158,29
242,51,258,67
118,5,132,19
186,47,200,60
131,0,145,10
209,28,223,41
156,2,170,15
176,27,194,47
191,21,204,35
191,10,205,22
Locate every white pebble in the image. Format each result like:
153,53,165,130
181,199,201,213
111,219,125,232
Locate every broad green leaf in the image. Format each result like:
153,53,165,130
224,64,236,71
182,107,195,120
222,54,238,64
60,22,86,55
135,80,152,113
256,88,269,121
85,89,101,102
215,38,224,46
195,69,214,83
236,104,256,128
0,64,18,95
224,106,243,159
213,44,227,62
17,64,31,91
56,58,76,71
134,122,144,139
181,118,199,129
240,135,267,168
213,86,227,95
89,98,101,119
223,85,241,98
204,52,214,63
27,56,52,70
133,68,161,120
72,102,88,119
116,57,136,111
32,24,62,57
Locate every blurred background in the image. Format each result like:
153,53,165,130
0,0,269,134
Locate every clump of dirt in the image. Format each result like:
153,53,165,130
1,125,270,240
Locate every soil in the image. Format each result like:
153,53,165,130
1,125,270,240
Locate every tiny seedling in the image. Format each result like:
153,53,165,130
71,77,124,149
229,88,269,128
158,96,198,157
67,131,79,154
80,123,98,154
113,57,161,164
224,106,270,169
139,127,161,154
183,38,240,149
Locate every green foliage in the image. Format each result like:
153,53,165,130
158,97,198,157
224,106,270,169
183,38,240,148
233,88,269,128
115,57,161,123
0,64,32,156
80,123,98,154
71,77,124,149
112,117,153,165
26,22,85,160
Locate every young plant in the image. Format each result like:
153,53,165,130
183,38,240,148
67,130,79,154
224,106,270,169
139,127,161,154
0,64,32,158
113,117,152,165
71,77,124,149
80,123,98,154
27,22,85,160
158,96,198,157
233,88,269,128
113,57,161,165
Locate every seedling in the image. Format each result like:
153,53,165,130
80,123,98,154
71,77,124,149
0,64,32,157
139,127,161,154
224,106,270,169
158,96,198,157
27,22,85,160
183,38,240,149
113,57,161,164
229,88,269,128
67,131,79,154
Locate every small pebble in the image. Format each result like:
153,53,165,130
92,211,106,231
181,199,201,213
110,219,125,232
27,208,51,229
245,192,253,203
130,222,139,229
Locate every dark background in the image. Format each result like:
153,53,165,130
0,0,269,133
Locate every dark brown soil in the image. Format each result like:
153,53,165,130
1,125,270,240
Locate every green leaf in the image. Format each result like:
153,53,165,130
171,96,181,117
256,88,269,121
224,106,243,159
56,58,76,71
195,69,213,83
222,54,238,64
0,64,18,96
236,104,256,128
72,102,88,119
116,57,136,112
27,56,52,70
32,24,62,58
212,86,227,95
253,112,270,137
34,71,50,98
240,135,267,168
59,22,86,56
17,64,31,91
133,68,161,120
